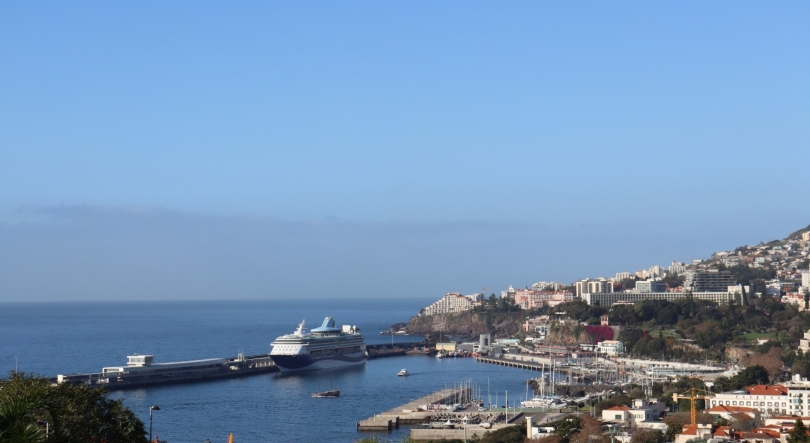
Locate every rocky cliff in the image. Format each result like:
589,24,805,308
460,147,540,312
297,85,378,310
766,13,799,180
544,321,593,346
406,311,524,338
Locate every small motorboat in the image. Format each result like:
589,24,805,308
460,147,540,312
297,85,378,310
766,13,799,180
312,373,340,397
397,369,409,377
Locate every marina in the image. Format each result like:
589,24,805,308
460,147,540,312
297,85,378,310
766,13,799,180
356,386,477,431
356,384,534,441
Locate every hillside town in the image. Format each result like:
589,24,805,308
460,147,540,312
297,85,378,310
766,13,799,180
403,225,810,443
419,228,810,319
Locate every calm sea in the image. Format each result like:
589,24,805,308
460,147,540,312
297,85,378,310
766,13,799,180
0,299,541,443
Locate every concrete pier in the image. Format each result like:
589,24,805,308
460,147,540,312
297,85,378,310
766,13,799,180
476,356,595,377
54,354,278,389
357,387,469,431
410,425,509,441
409,412,525,440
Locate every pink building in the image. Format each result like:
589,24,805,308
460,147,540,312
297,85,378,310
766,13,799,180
513,289,574,309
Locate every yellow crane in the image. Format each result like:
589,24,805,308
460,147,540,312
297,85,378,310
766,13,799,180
672,387,711,426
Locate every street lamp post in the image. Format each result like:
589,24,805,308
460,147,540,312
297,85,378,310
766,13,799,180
149,405,161,442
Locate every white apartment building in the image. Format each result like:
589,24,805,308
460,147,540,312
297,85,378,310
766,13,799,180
576,279,613,298
784,293,808,312
583,291,735,307
615,272,631,281
782,376,810,417
422,293,474,316
707,385,789,416
597,340,624,355
465,293,484,303
684,269,737,292
668,261,688,276
728,285,752,295
803,270,810,289
590,280,613,294
800,328,810,353
601,399,665,426
532,281,562,291
635,280,666,293
575,280,587,298
648,265,666,279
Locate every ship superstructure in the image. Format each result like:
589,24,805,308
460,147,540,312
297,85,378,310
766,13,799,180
270,317,366,373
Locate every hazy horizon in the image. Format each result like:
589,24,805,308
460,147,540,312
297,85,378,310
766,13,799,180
2,3,809,302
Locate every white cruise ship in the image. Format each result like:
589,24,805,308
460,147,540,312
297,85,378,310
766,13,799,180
270,317,366,373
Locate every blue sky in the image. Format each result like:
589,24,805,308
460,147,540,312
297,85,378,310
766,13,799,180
1,2,809,301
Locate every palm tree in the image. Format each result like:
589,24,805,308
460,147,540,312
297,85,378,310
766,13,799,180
0,378,50,443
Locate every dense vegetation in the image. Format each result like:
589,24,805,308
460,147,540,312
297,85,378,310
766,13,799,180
415,264,809,370
711,365,771,392
0,373,147,443
788,419,810,443
539,292,810,371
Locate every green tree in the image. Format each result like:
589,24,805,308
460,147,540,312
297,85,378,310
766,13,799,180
478,422,526,443
787,419,810,443
631,428,665,443
730,365,770,388
618,328,644,350
0,373,148,443
0,376,50,443
554,417,581,443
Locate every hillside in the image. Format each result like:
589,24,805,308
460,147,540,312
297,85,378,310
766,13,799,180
788,224,810,240
406,310,524,338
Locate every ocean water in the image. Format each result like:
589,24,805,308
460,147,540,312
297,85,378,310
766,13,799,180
0,299,541,443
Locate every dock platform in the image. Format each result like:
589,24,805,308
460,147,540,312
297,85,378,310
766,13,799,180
476,356,594,376
357,387,469,431
53,353,278,390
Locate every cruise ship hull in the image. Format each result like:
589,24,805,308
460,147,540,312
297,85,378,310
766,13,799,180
270,354,366,373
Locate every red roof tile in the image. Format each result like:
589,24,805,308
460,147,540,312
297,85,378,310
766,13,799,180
709,405,756,413
680,425,698,435
747,384,788,396
713,426,731,437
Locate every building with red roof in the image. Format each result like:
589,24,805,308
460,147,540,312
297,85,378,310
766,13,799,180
708,384,789,416
707,405,760,428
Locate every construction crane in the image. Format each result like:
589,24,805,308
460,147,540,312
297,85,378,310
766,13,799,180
672,387,711,427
